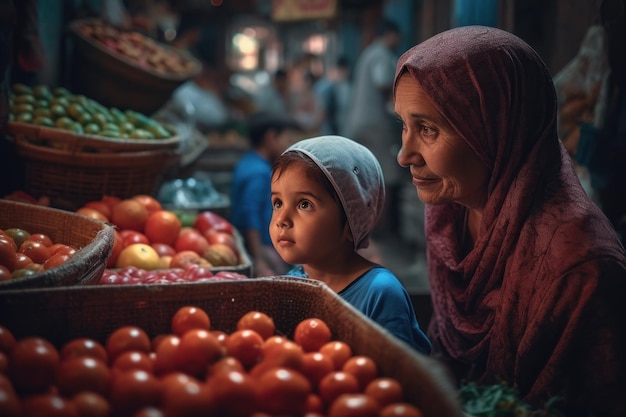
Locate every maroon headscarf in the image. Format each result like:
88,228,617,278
394,26,626,414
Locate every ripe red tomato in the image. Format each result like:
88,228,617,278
0,265,11,282
0,382,21,417
121,231,150,247
0,326,15,355
49,244,77,257
320,340,353,370
169,250,211,270
364,377,404,407
43,253,71,270
250,339,304,378
150,242,176,257
224,329,264,368
153,334,180,376
171,306,211,336
13,253,33,270
342,355,378,390
112,350,154,373
256,367,311,416
174,229,210,256
294,318,332,353
318,371,360,406
193,211,234,235
161,377,213,417
21,393,79,417
380,403,424,417
29,233,53,247
105,326,151,361
236,311,275,340
0,237,17,271
18,240,51,265
206,370,258,416
206,356,245,379
301,351,336,387
327,393,380,417
60,338,108,363
109,370,161,416
71,391,111,417
174,329,224,377
203,229,238,254
56,356,111,397
9,337,60,394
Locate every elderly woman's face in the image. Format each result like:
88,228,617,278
394,74,489,210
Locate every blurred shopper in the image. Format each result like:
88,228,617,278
230,112,300,277
315,56,352,136
289,70,324,135
253,68,290,117
343,19,404,237
554,0,626,243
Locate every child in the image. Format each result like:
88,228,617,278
230,112,300,276
270,135,431,354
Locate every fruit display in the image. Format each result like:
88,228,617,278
8,83,175,141
74,194,250,275
98,265,248,285
0,227,79,282
76,20,198,77
0,308,427,417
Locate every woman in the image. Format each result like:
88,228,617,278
393,25,626,415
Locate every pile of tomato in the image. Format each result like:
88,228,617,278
0,307,424,417
0,228,78,281
98,264,248,285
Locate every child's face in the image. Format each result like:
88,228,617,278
270,162,350,266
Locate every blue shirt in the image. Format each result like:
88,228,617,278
286,265,432,354
230,150,273,246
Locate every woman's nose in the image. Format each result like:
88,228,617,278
397,140,424,168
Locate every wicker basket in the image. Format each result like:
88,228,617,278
11,125,179,211
0,277,463,417
68,18,201,115
0,200,114,290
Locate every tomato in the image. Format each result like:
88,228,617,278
56,356,111,397
211,330,229,346
204,229,238,254
169,250,211,269
342,355,378,390
327,393,380,417
21,393,79,417
29,233,53,247
43,253,71,270
193,211,234,235
49,244,77,257
318,371,360,406
4,228,30,248
161,377,213,417
0,384,21,417
0,326,16,355
153,334,180,376
10,268,39,279
132,194,163,214
76,207,109,222
301,351,335,387
171,306,211,336
18,240,51,264
364,377,404,407
206,356,245,379
256,367,311,416
224,329,264,368
250,339,304,378
0,351,7,373
236,311,275,340
9,337,60,394
174,329,224,378
294,318,332,353
60,338,108,362
111,199,149,232
320,340,353,370
206,370,258,416
109,370,161,416
105,326,151,361
380,403,424,417
0,237,17,271
150,242,176,257
71,391,111,417
83,200,113,219
112,350,154,373
121,231,150,247
174,229,210,256
13,253,33,270
0,265,11,281
144,210,182,246
305,393,324,414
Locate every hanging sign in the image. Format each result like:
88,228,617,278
272,0,337,21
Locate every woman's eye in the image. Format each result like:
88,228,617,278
421,125,437,136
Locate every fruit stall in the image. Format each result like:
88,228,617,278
0,15,501,417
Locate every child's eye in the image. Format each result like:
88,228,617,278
272,199,282,209
298,200,312,210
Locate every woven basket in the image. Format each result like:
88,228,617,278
68,18,201,115
0,200,114,290
11,126,179,211
0,277,463,417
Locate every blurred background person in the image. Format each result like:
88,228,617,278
230,112,300,277
253,67,290,117
315,55,352,136
343,19,404,238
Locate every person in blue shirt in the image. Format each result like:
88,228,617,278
270,135,431,354
230,112,300,277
